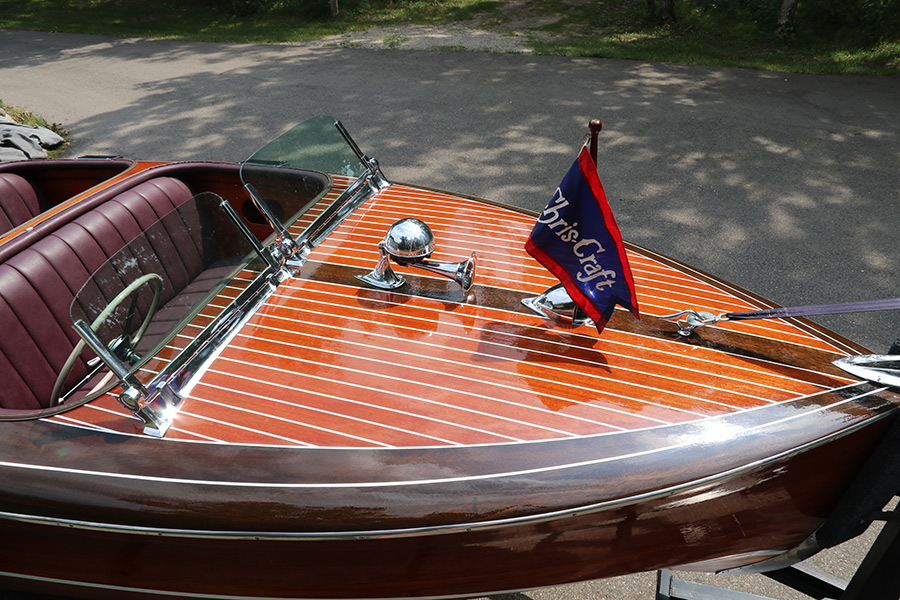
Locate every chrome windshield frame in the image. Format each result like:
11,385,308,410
71,116,390,437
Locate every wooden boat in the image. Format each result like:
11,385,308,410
0,116,897,599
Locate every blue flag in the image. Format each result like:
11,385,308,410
525,146,640,333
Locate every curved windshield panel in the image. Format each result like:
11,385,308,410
239,116,365,238
242,115,367,177
69,193,262,386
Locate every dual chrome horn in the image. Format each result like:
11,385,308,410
356,218,477,291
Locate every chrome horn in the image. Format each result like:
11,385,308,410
356,218,477,291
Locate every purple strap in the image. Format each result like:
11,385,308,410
726,297,900,321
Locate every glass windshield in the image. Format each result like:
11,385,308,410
69,192,262,380
242,115,367,177
239,115,365,236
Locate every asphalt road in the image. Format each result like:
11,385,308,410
2,27,900,600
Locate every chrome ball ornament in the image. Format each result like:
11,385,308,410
383,218,436,262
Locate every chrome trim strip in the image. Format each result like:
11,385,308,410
0,569,515,600
41,381,871,449
0,570,301,600
152,267,283,401
301,169,389,251
723,535,822,574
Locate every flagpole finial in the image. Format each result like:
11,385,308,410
589,119,602,165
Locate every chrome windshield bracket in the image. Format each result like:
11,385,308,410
242,183,307,277
72,318,180,438
335,120,390,191
268,238,307,280
364,156,390,192
660,309,728,336
119,381,184,439
834,354,900,389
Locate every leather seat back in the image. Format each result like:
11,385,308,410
0,177,196,410
0,173,42,235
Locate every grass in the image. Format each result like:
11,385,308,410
533,26,900,75
522,0,900,75
0,0,496,43
0,100,70,158
0,0,897,75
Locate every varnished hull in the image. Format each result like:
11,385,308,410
1,157,898,599
0,397,894,598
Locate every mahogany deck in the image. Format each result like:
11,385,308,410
49,181,861,447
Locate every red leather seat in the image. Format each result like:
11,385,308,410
0,173,42,235
0,177,198,410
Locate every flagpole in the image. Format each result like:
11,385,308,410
589,119,602,165
523,121,640,335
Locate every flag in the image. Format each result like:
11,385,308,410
525,146,640,334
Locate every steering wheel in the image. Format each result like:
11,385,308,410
51,273,164,407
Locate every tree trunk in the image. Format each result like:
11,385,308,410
776,0,799,37
329,0,339,16
658,0,676,23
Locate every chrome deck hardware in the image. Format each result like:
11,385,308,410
522,284,594,327
357,218,477,291
834,354,900,389
660,309,727,336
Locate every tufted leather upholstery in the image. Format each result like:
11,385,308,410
0,177,199,410
0,173,42,235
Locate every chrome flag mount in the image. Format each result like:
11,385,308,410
523,145,640,335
